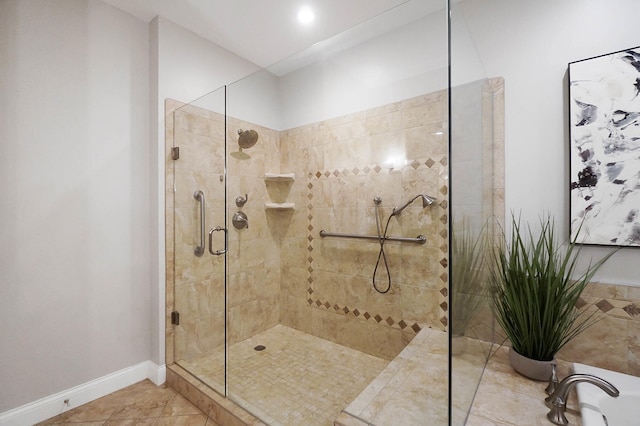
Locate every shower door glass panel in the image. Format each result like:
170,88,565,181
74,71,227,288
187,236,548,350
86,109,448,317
449,2,503,423
171,87,227,396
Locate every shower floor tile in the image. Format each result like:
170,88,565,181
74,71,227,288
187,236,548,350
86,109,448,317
178,324,389,426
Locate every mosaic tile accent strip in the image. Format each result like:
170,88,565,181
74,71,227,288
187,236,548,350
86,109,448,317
595,299,614,313
306,298,423,335
311,156,448,179
623,303,640,317
600,299,640,320
306,172,315,296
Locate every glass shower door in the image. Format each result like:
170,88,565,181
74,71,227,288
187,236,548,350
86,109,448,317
449,3,504,423
170,88,228,396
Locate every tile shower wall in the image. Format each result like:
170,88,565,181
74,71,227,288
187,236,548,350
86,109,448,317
225,116,282,345
279,91,450,360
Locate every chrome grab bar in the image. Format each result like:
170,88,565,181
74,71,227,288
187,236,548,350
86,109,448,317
194,191,205,257
209,226,228,255
319,230,426,244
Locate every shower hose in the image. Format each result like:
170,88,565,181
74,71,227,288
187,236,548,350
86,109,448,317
373,199,394,294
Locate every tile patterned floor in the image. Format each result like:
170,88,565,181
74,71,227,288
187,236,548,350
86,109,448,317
179,325,390,426
38,379,218,425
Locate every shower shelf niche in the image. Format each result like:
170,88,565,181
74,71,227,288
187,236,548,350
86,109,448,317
264,173,295,209
264,202,295,210
264,173,295,181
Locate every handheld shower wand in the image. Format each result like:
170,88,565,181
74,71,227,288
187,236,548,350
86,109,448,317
372,194,437,294
391,194,436,216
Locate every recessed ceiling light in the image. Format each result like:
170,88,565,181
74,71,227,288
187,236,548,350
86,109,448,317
297,6,315,25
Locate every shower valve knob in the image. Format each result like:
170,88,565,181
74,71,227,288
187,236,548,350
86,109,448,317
232,211,249,229
235,193,248,207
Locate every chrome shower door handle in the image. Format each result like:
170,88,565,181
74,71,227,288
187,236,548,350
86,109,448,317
208,226,228,256
194,191,205,257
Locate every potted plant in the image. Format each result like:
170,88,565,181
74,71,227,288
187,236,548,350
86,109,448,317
490,214,617,380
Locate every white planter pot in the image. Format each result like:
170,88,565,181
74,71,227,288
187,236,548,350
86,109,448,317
508,347,555,381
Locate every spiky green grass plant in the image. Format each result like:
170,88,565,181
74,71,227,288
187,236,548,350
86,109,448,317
490,214,617,361
451,219,488,337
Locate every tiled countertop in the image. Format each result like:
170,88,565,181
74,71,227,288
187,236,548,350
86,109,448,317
468,346,581,425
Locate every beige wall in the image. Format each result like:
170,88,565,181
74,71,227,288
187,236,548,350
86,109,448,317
456,0,640,284
0,0,152,412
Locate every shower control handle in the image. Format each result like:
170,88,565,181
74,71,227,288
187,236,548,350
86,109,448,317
233,211,249,229
208,226,228,256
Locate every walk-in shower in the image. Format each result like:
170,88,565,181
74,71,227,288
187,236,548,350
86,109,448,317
165,1,501,425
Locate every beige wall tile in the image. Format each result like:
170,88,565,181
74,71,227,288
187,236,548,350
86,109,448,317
559,316,629,373
227,296,280,344
628,320,640,375
400,286,443,325
627,286,640,300
280,295,313,333
365,110,402,135
404,125,448,159
587,282,628,299
336,316,407,360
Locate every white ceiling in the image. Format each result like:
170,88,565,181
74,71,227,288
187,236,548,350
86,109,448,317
101,0,418,68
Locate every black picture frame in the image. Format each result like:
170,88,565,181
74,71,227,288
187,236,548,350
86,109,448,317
568,46,640,247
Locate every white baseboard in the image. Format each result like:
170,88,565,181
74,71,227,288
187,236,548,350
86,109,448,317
147,362,166,386
0,360,166,426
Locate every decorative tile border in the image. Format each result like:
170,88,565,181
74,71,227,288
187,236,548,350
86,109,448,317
310,156,448,180
305,155,449,333
306,297,424,335
623,303,640,317
579,294,640,320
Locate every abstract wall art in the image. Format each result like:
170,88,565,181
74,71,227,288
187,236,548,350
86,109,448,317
569,46,640,247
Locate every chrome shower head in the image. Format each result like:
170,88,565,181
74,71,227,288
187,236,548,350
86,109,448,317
391,194,436,216
419,194,437,207
237,129,259,149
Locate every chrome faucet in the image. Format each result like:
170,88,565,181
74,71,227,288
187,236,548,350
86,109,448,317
545,373,619,425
